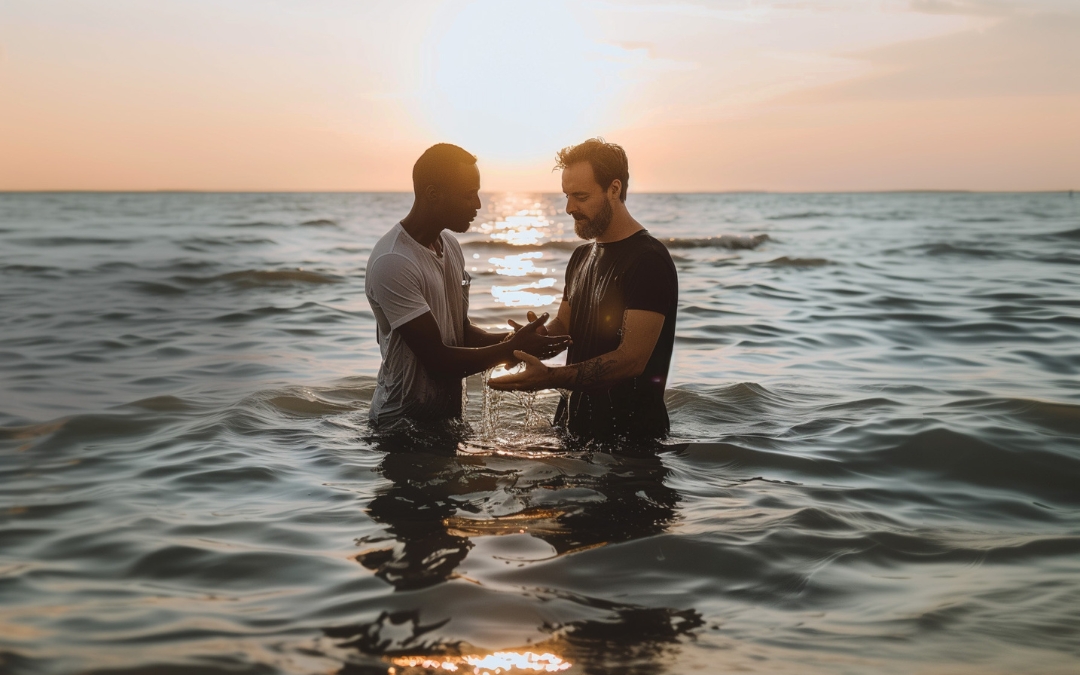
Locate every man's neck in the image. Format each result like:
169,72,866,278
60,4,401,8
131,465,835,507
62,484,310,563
400,208,442,250
595,204,644,244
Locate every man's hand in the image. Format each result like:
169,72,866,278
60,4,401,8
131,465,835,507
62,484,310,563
506,312,570,360
489,351,552,391
508,310,549,336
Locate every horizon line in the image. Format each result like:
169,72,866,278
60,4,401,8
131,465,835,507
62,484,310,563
2,189,1077,195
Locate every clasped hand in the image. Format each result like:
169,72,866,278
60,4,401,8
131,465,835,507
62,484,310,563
493,311,570,391
505,312,570,361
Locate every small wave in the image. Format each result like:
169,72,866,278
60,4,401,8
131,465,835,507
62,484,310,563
300,218,338,227
233,383,373,420
127,280,188,296
13,236,133,247
226,221,280,228
922,243,1001,258
1038,254,1080,265
0,412,166,449
763,256,829,267
2,264,57,274
768,211,832,220
264,394,358,417
664,234,770,250
671,441,839,478
0,418,68,442
124,395,197,413
1044,227,1080,240
216,269,341,286
865,428,1080,504
181,236,276,249
127,544,319,588
666,382,805,433
946,397,1080,435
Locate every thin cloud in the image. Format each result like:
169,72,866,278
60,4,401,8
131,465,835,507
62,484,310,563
788,13,1080,102
910,0,1080,16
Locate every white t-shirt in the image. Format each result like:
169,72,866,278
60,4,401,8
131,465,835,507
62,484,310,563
365,222,470,426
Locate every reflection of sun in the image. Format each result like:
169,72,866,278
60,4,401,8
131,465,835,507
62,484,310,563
390,650,571,674
490,252,547,276
471,194,566,310
476,204,561,246
491,278,557,307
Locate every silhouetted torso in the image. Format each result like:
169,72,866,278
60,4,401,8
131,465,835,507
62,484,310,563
555,230,678,442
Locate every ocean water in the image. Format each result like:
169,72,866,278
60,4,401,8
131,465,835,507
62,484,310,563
1,191,1078,675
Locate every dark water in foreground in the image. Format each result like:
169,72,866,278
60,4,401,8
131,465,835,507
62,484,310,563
1,192,1079,674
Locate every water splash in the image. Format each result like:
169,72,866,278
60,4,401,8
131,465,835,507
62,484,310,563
478,368,504,440
469,367,547,448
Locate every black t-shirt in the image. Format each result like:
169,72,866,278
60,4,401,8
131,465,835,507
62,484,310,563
554,229,678,442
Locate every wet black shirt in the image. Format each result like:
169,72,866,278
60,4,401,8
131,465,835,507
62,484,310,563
554,230,678,442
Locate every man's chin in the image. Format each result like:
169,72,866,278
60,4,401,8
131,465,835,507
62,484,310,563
574,220,605,240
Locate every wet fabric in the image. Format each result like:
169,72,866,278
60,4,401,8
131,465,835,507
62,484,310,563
554,229,678,441
365,222,470,426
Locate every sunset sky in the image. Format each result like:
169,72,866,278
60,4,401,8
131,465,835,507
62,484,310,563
1,0,1077,192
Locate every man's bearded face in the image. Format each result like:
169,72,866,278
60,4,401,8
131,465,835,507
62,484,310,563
573,196,613,240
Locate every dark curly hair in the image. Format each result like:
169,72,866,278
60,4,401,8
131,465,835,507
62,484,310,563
555,138,629,202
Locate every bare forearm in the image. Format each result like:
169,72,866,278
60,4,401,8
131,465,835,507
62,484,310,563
400,311,567,381
429,341,517,378
539,352,640,391
464,322,509,348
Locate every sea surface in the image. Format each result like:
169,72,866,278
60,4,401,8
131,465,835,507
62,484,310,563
1,191,1078,675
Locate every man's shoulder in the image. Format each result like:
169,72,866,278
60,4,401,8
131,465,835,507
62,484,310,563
616,231,675,270
371,222,407,253
637,231,673,254
366,225,425,287
568,241,595,262
369,225,418,264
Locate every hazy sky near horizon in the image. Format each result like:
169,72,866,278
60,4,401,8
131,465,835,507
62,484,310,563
1,0,1078,192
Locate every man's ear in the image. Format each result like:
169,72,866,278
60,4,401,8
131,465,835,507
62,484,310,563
422,184,440,202
608,179,622,201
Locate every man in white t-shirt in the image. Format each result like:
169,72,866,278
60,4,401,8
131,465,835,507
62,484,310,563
365,144,570,428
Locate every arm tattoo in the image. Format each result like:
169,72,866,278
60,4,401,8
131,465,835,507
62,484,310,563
573,356,617,390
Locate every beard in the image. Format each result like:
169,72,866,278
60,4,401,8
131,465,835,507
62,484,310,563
573,198,613,240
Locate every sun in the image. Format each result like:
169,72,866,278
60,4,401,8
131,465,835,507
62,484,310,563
419,0,628,165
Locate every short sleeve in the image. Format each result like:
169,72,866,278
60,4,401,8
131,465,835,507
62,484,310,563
623,248,677,316
367,254,431,329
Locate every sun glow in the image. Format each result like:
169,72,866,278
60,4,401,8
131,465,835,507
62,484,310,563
421,0,634,164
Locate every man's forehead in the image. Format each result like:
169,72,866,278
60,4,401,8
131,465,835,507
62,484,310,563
561,162,599,192
448,162,481,191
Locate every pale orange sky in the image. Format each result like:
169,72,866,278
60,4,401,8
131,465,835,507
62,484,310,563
1,0,1077,192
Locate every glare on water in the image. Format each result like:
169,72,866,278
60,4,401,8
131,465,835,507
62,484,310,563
389,650,571,674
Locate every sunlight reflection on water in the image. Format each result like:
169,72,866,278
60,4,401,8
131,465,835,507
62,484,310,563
490,252,548,276
491,278,558,307
479,199,565,308
477,203,564,246
389,650,572,674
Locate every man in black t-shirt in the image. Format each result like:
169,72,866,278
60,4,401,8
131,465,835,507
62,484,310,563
491,139,678,443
